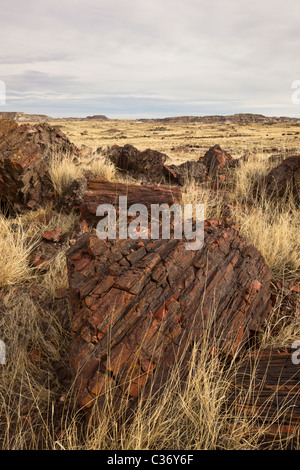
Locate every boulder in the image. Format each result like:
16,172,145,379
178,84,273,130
255,156,300,203
202,145,236,178
60,175,182,224
108,144,169,182
228,347,300,445
66,218,272,409
0,119,80,211
163,161,207,186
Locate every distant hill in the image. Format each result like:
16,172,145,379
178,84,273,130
139,113,300,124
0,111,299,124
0,112,109,122
0,112,56,122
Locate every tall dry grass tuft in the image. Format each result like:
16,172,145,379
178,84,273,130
49,152,118,197
0,214,39,287
232,153,273,203
49,153,83,197
232,196,300,280
0,289,70,450
182,180,224,219
80,155,117,181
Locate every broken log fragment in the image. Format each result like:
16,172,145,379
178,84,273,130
0,118,80,211
66,218,272,409
60,176,182,224
228,347,300,445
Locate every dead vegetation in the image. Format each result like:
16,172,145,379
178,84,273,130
0,119,299,450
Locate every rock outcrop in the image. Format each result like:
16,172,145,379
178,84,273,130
66,219,272,409
163,161,207,186
255,156,300,204
0,119,80,211
202,144,237,177
107,143,235,186
60,175,182,224
228,347,300,444
108,144,169,182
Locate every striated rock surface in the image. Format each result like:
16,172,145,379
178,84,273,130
202,144,236,177
228,347,300,444
0,119,80,211
66,219,272,409
60,175,182,223
255,155,300,203
163,161,207,186
108,144,169,182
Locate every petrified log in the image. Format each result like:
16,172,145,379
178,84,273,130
108,144,169,182
228,347,300,444
66,218,272,409
255,156,300,204
202,144,236,177
60,176,182,223
163,161,207,186
0,119,80,211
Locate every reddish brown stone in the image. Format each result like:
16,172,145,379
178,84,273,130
42,227,63,242
163,161,207,186
107,144,169,182
202,144,235,176
290,285,300,293
60,176,182,224
66,219,272,409
255,156,300,203
228,347,300,444
0,119,80,211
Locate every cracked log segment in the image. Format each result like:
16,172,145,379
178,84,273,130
254,155,300,204
228,347,300,443
0,119,80,211
66,218,272,409
107,143,208,186
107,144,169,183
163,160,207,186
60,175,182,223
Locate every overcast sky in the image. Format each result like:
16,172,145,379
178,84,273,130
1,0,300,118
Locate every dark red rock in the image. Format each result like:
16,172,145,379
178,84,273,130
0,119,80,211
31,242,60,271
60,175,182,224
228,347,300,445
163,161,207,186
66,219,272,409
202,144,235,177
108,144,169,182
42,227,63,242
255,156,300,203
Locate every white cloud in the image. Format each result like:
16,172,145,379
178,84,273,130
1,0,300,117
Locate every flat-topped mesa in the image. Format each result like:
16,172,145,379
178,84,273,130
66,218,272,409
0,119,80,211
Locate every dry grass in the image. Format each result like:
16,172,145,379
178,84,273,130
49,153,83,197
182,180,224,219
0,306,297,450
0,214,39,287
49,151,117,197
80,154,117,181
0,120,299,449
232,153,274,203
